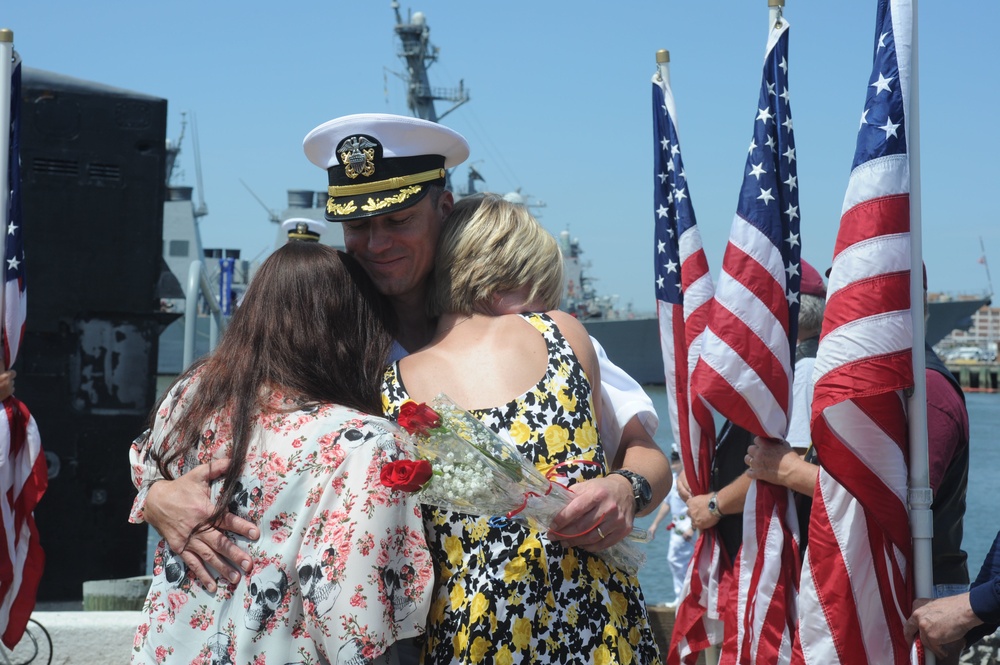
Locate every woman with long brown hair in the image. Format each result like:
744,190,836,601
130,242,432,665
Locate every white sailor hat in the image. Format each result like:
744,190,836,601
281,217,327,242
303,113,470,222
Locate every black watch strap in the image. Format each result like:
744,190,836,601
610,469,653,512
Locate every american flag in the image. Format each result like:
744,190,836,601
689,18,802,664
650,68,723,665
792,1,917,663
0,50,46,650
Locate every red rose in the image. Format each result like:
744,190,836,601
380,459,433,492
397,401,441,436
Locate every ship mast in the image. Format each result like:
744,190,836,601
164,112,187,187
981,236,994,298
391,2,469,122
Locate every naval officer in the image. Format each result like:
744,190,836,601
134,113,669,595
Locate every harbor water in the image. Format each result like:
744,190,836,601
634,386,1000,606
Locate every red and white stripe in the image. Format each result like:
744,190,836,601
688,21,802,663
689,210,804,665
792,167,916,665
653,74,724,665
0,50,46,650
690,185,802,665
691,215,793,442
0,399,45,649
662,231,723,665
792,1,919,659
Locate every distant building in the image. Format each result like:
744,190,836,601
938,302,999,360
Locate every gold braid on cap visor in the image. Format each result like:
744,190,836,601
326,168,445,217
287,231,320,242
327,168,446,197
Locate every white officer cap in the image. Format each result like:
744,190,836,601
303,113,469,222
281,217,327,242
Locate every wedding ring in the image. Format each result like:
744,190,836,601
597,527,606,540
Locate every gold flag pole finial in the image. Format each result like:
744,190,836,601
0,29,13,43
655,50,671,86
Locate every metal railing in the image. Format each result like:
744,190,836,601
183,259,229,369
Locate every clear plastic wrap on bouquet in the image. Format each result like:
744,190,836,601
388,393,647,574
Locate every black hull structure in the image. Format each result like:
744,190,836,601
583,295,992,386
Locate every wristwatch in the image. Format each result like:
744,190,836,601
707,492,723,518
610,469,653,512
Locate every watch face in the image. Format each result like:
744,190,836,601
637,477,652,504
613,470,652,510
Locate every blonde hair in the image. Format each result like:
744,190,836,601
429,193,564,316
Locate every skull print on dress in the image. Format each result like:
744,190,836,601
336,638,372,665
228,478,264,520
206,632,233,665
381,554,418,623
148,548,186,592
244,564,289,633
297,547,342,617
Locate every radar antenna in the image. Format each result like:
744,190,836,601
240,179,280,224
389,2,469,122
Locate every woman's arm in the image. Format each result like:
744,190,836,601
545,311,671,551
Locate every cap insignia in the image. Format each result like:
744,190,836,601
338,136,377,179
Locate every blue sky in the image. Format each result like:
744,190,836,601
4,1,997,313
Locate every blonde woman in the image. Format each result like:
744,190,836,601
383,193,666,664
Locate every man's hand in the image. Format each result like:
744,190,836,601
548,475,635,552
746,437,818,496
904,594,981,660
0,369,15,401
676,470,693,502
686,493,720,531
745,438,796,485
145,459,259,591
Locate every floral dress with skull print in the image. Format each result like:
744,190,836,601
381,313,661,665
129,372,433,665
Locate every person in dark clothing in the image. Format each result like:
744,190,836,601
683,259,826,554
746,266,970,595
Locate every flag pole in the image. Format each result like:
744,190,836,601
905,0,935,615
768,0,784,30
980,236,994,297
0,28,13,348
656,48,670,89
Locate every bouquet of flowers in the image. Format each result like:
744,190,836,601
380,393,647,574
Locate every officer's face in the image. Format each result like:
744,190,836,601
341,191,453,302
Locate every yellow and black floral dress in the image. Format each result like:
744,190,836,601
382,312,661,665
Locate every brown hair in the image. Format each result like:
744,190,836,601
152,242,395,527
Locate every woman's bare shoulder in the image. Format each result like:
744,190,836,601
544,309,590,341
544,310,597,362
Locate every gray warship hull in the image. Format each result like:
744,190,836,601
584,296,991,386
